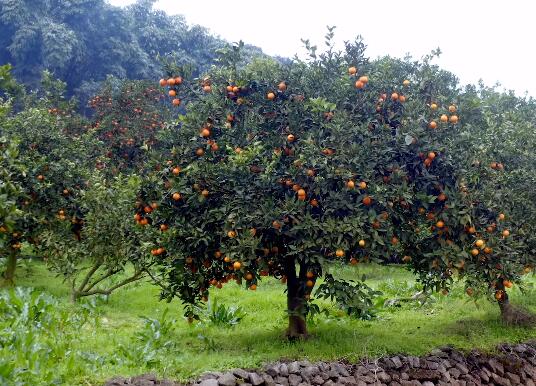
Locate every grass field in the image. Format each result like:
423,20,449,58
7,260,536,385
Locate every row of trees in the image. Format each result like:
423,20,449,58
1,34,535,336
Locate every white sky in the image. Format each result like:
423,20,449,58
108,0,536,98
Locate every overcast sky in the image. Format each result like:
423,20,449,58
108,0,535,98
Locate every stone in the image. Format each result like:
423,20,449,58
218,373,237,386
354,366,369,376
266,365,280,378
455,363,469,375
333,364,350,377
425,361,438,370
376,373,391,383
400,373,410,381
356,381,367,386
262,374,275,386
233,369,250,380
312,375,325,385
449,367,461,379
506,370,520,384
525,380,535,386
389,382,401,386
441,359,452,369
302,366,320,380
200,380,219,386
104,378,128,386
488,358,504,375
338,376,356,385
279,364,289,377
422,382,434,386
407,369,440,381
249,373,264,386
274,377,288,386
391,356,403,369
288,362,301,374
490,373,511,386
478,370,489,383
430,349,449,358
288,374,302,386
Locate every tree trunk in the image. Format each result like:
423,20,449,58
497,286,536,326
1,251,17,287
285,257,308,339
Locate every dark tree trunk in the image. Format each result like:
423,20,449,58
285,257,308,339
497,285,536,326
1,251,17,287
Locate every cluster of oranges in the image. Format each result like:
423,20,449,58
429,104,458,129
159,76,183,106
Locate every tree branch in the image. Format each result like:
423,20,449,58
76,270,144,297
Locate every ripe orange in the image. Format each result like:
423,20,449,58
196,148,205,156
359,181,367,189
362,196,372,206
227,230,237,238
498,213,505,221
174,76,183,85
249,284,257,290
399,95,406,103
436,220,444,228
272,220,281,230
201,189,209,197
336,249,345,257
267,92,276,100
475,239,485,248
168,89,176,97
172,192,181,201
310,199,319,207
347,180,355,189
348,66,357,75
306,271,314,279
306,280,314,288
159,79,167,87
430,103,438,110
503,280,513,288
160,224,168,232
278,82,287,91
139,218,148,226
403,79,410,86
287,134,295,142
440,114,448,123
449,115,458,124
245,273,253,281
172,167,181,175
484,247,492,254
495,290,504,300
37,174,45,181
358,239,366,247
429,121,437,129
467,226,476,234
471,248,479,256
172,98,181,106
350,257,358,265
359,75,368,84
502,229,510,237
391,92,399,101
428,151,436,160
297,189,306,200
233,261,242,270
167,78,175,86
223,256,231,263
355,80,364,89
203,85,212,93
402,255,412,263
448,105,456,113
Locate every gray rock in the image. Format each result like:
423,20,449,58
233,369,250,380
333,364,350,377
266,365,280,378
274,376,288,386
356,381,367,386
490,373,511,386
104,378,128,386
354,366,369,376
200,380,219,386
279,364,289,377
525,379,535,386
302,366,320,380
430,349,449,358
338,376,356,385
455,363,469,375
488,358,504,375
312,375,325,385
288,362,301,374
249,373,264,386
478,370,489,383
376,372,391,383
218,373,237,386
327,369,340,379
449,367,461,379
288,374,302,386
262,374,275,386
391,356,403,369
400,373,410,381
425,361,438,370
201,373,223,381
422,382,434,386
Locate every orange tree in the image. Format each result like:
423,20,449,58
87,78,173,173
141,38,533,336
0,69,95,285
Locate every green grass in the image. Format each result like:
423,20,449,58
10,261,536,385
